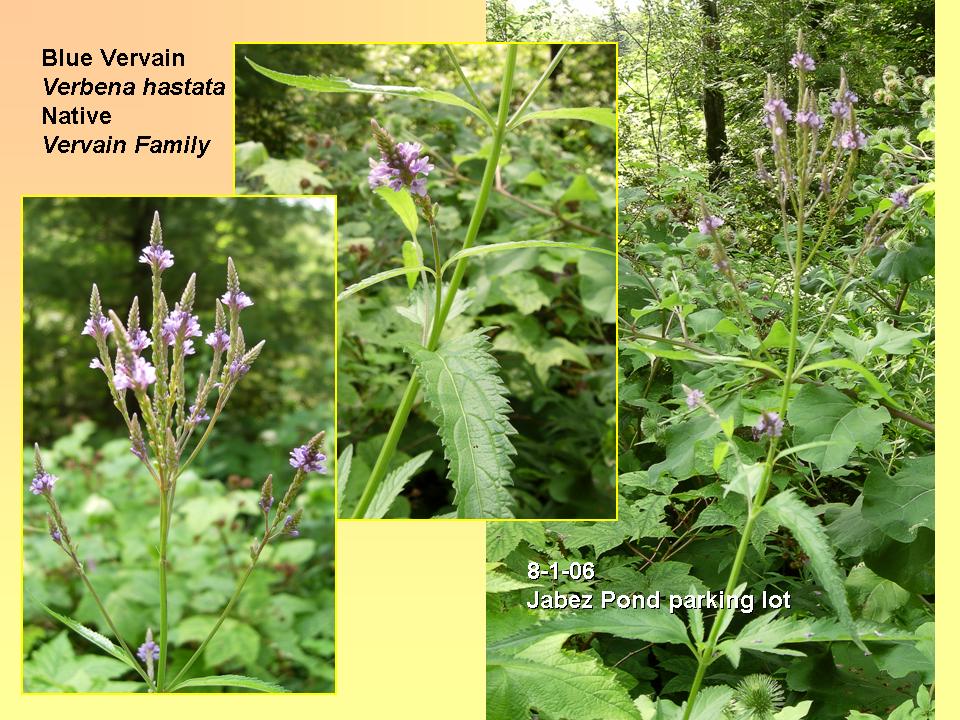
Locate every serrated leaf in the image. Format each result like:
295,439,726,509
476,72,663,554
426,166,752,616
171,674,288,693
763,491,864,650
487,635,639,720
788,385,890,472
862,455,934,542
410,329,516,518
376,186,419,241
512,106,616,130
34,598,139,672
245,58,491,126
487,522,547,562
684,685,734,720
363,450,432,518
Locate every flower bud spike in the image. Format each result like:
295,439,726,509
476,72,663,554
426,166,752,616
34,442,44,476
214,300,226,332
127,296,141,334
226,257,240,296
90,284,103,318
47,514,63,544
259,474,274,515
179,273,197,315
149,211,163,247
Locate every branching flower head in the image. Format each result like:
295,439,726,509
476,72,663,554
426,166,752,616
368,121,435,197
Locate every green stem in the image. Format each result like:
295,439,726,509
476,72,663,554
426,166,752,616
157,489,170,690
350,45,519,519
681,215,804,720
444,45,494,127
167,557,259,690
507,44,568,129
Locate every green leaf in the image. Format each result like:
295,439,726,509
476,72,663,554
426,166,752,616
632,341,785,379
862,455,934,542
245,58,492,126
846,566,910,623
512,106,616,130
559,174,601,204
171,674,288,693
336,444,352,517
763,490,864,650
832,322,924,363
410,329,516,518
375,186,419,241
248,158,329,194
486,522,546,562
234,141,268,173
338,265,435,302
363,450,432,518
441,239,615,275
788,385,890,472
798,358,904,410
34,598,139,673
401,241,422,290
579,251,617,322
487,636,639,720
762,319,792,349
684,686,734,720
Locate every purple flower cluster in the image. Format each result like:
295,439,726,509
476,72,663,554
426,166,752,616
128,328,152,353
795,110,824,130
283,514,300,538
137,640,160,664
890,190,910,209
789,51,816,72
685,388,705,408
161,308,202,355
830,90,859,119
753,411,784,440
368,141,435,197
835,128,867,151
289,444,327,474
30,471,57,495
188,404,211,423
229,359,250,377
114,356,157,392
81,313,114,341
221,290,254,312
205,327,230,353
259,494,274,513
698,215,724,234
763,98,793,134
139,244,174,271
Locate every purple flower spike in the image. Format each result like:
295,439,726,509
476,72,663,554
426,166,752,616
835,128,867,151
139,244,174,271
221,290,253,312
289,445,327,474
81,313,114,340
30,472,57,496
789,51,816,72
890,191,909,209
368,140,435,197
763,98,793,127
698,215,724,234
128,328,152,353
161,309,202,347
753,411,784,440
259,495,274,513
137,640,160,663
113,357,157,392
685,388,705,408
283,514,301,537
205,328,230,353
795,110,824,130
229,359,250,377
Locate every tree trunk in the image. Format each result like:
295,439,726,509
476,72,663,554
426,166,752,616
700,0,728,186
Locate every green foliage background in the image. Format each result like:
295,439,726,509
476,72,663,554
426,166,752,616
485,2,934,719
236,44,619,518
23,197,336,692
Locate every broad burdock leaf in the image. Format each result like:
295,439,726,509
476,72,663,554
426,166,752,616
248,158,329,194
363,450,432,518
762,490,865,651
787,385,890,472
862,455,934,542
682,685,734,720
245,59,493,126
487,635,639,720
410,329,517,518
486,522,547,562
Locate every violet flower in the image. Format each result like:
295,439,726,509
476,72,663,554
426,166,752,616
685,388,705,408
30,471,57,496
81,313,113,341
368,137,435,197
698,215,724,234
139,245,174,271
205,328,230,353
113,356,157,392
789,51,815,72
753,411,784,440
289,444,327,473
890,191,909,209
221,290,254,312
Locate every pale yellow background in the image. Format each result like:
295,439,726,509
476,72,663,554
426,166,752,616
5,1,485,717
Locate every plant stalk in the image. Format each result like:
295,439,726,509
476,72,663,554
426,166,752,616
157,489,170,690
351,45,519,519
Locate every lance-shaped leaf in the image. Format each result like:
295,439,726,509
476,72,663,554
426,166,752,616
363,450,432,518
170,674,288,693
410,329,516,518
763,490,865,651
246,58,492,127
511,106,617,130
34,599,140,674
